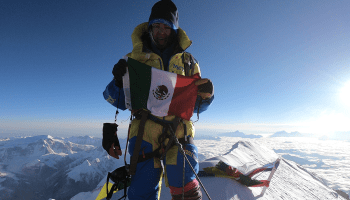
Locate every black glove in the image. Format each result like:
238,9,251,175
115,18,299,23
102,123,120,153
198,79,214,97
112,59,128,88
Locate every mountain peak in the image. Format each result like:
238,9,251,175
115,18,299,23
270,131,306,137
218,131,262,138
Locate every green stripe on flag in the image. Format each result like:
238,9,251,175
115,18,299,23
127,58,152,110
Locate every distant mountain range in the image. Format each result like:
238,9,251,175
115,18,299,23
194,130,350,141
218,131,262,138
194,130,262,140
269,131,350,141
269,131,313,138
194,135,221,140
0,135,127,200
319,131,350,141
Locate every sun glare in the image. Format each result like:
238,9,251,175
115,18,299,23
299,112,350,136
340,81,350,108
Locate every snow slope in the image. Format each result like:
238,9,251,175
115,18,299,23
72,140,346,200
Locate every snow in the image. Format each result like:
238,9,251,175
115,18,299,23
199,140,279,175
256,137,350,194
71,137,349,200
67,160,96,183
196,136,350,195
63,136,101,146
70,176,109,200
1,134,350,200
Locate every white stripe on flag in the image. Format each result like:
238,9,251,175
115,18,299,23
147,67,177,117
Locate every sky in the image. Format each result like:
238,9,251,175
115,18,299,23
1,0,350,138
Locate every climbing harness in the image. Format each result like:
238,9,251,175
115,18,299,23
128,109,212,200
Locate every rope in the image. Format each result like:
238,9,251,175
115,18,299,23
182,154,185,200
168,125,212,200
124,116,132,166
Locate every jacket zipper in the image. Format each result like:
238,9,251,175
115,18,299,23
158,58,164,71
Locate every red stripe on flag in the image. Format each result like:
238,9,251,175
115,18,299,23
168,74,200,120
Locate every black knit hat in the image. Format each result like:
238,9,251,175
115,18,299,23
149,0,179,33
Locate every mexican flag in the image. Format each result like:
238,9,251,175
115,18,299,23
123,58,200,120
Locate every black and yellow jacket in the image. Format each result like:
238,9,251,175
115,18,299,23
103,22,214,168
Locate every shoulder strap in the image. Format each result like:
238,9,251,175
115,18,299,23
129,110,149,175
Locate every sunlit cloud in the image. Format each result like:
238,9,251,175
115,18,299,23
194,110,350,136
296,111,350,135
194,122,303,135
339,80,350,108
